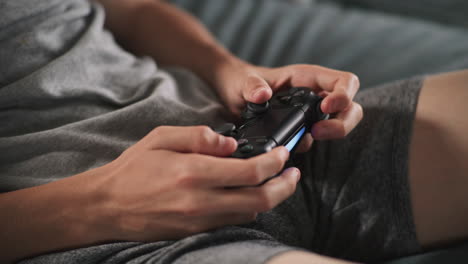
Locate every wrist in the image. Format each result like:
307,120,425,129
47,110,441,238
194,46,250,90
59,164,119,244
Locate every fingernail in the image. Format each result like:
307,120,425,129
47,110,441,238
289,168,301,183
251,87,267,100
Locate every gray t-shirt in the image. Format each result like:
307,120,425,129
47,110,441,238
0,1,294,263
0,0,229,191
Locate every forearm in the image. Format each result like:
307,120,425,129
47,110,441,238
0,167,112,263
98,0,245,88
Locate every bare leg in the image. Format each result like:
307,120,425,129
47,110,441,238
268,251,357,264
409,70,468,247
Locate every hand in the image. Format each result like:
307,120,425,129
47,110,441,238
213,61,363,151
98,126,300,242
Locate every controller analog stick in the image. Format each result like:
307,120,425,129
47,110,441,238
242,101,270,120
247,101,269,114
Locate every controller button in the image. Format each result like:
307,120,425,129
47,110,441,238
293,102,304,107
292,90,305,97
288,87,301,95
239,144,254,153
278,95,292,103
237,138,249,146
255,138,269,144
241,111,258,120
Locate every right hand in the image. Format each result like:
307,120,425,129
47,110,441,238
98,126,300,242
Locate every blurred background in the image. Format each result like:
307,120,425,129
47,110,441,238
169,0,468,89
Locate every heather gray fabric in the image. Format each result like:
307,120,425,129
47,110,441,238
1,0,466,263
0,0,230,191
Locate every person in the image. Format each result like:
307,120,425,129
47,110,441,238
0,0,467,263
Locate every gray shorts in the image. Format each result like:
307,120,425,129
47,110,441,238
247,77,424,262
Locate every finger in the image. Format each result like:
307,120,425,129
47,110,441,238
320,78,357,114
311,102,364,140
224,146,290,186
286,65,360,113
242,73,273,103
295,133,313,153
143,126,238,156
212,167,301,213
180,146,290,187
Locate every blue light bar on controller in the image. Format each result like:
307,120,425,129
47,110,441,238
285,126,306,152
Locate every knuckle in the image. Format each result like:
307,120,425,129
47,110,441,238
355,103,364,121
242,162,264,185
197,125,213,138
147,126,172,146
195,126,216,146
255,189,274,212
337,91,350,101
175,166,198,187
251,162,267,185
246,74,264,89
176,173,197,187
180,200,204,218
346,72,360,87
150,126,167,138
272,153,286,171
336,123,347,138
190,127,210,153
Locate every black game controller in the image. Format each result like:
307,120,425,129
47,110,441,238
215,87,329,159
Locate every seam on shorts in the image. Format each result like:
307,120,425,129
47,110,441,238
391,76,425,255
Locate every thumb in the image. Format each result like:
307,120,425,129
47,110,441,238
143,126,238,157
242,74,273,103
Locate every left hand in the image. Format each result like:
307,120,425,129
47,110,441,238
213,61,363,151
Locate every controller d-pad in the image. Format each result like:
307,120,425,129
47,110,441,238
278,95,292,104
237,138,249,146
292,89,305,97
288,87,301,95
239,144,254,153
